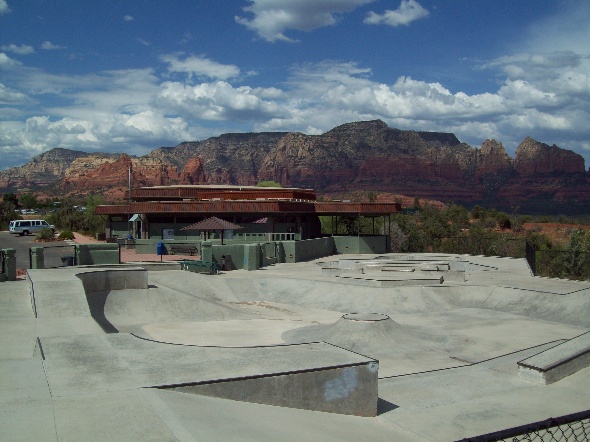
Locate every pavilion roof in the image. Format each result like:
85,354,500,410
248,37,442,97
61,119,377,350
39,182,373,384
181,216,243,231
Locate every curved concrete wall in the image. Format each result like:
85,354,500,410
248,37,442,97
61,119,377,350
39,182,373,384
76,268,148,293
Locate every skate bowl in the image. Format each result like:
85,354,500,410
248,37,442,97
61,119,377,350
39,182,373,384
4,254,590,441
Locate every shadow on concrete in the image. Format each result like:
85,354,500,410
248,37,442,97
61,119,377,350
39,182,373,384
84,290,119,333
377,398,399,415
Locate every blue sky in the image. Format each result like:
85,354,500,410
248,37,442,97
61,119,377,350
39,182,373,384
1,0,589,170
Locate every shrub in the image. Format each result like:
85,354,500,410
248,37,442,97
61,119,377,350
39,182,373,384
36,227,55,241
58,229,75,240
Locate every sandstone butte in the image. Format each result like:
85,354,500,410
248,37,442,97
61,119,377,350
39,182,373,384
1,120,589,214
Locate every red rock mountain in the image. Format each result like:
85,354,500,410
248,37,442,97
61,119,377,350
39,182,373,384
1,120,588,214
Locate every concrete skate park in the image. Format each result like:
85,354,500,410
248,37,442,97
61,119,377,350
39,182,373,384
1,253,590,441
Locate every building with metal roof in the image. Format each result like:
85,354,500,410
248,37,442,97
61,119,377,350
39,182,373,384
94,185,402,243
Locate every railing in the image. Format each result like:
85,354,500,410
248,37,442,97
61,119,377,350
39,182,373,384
34,244,78,268
458,409,590,442
534,249,590,281
233,232,297,241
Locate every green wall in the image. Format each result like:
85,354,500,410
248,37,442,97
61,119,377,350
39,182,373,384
75,244,120,265
333,236,388,254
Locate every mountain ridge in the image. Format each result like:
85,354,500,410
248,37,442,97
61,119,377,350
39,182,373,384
1,120,588,214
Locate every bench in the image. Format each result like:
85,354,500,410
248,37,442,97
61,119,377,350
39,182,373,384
169,244,198,256
180,260,221,274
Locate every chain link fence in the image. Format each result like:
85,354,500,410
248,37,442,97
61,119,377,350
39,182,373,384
459,409,590,442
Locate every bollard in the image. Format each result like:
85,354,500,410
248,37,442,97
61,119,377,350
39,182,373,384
30,247,45,269
3,248,17,281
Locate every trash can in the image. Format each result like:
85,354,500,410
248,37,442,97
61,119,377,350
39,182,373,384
222,254,232,271
61,256,76,266
156,242,167,256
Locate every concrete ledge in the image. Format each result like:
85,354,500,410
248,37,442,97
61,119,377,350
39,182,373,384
169,361,379,416
518,331,590,384
321,267,364,277
336,274,443,287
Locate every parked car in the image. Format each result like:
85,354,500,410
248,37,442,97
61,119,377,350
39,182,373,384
9,219,55,236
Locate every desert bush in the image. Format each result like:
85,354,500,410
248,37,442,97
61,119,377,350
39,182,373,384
36,227,55,241
58,229,75,240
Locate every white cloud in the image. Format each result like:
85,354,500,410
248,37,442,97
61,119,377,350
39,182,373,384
155,81,285,121
2,45,590,170
41,41,65,50
123,15,134,21
236,0,374,42
161,54,240,80
1,44,34,55
0,0,10,15
0,82,33,105
0,52,21,67
364,0,429,27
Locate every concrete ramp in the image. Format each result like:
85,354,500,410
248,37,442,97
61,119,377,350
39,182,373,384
38,333,378,416
518,331,590,384
28,267,147,318
282,313,465,376
169,360,378,416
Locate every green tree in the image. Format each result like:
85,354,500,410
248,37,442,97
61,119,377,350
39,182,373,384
82,194,106,233
0,199,17,230
446,204,470,230
18,192,38,210
47,198,85,231
392,213,428,252
562,229,590,280
495,212,512,230
471,205,485,220
3,193,18,208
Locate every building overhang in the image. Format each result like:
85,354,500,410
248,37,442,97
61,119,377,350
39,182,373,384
95,200,401,217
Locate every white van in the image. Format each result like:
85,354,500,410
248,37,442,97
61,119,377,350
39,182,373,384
9,219,55,236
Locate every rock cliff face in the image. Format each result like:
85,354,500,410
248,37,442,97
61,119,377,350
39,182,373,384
0,148,94,190
1,120,588,214
514,137,586,175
